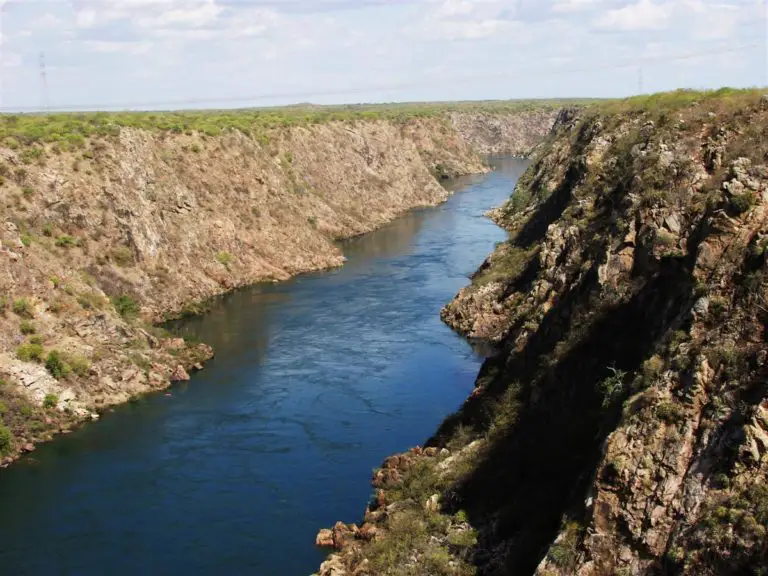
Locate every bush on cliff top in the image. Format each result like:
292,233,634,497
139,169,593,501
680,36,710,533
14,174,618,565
0,99,582,147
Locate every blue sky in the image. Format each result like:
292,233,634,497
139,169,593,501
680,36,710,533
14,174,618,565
0,0,764,110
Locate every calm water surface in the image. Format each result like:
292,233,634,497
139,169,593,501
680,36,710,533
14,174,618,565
0,158,527,576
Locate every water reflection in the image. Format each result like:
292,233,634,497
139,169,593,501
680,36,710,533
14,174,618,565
340,209,428,263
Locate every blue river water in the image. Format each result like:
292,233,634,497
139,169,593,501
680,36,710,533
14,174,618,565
0,158,527,576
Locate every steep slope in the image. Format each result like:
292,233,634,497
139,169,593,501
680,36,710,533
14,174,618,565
0,108,557,466
315,90,768,576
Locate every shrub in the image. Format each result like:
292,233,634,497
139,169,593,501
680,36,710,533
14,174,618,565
42,224,53,237
547,521,583,569
43,393,58,409
0,425,12,455
20,234,31,247
55,235,78,248
16,342,44,362
45,350,71,379
21,186,34,197
0,401,6,415
12,298,34,318
656,400,686,424
19,320,36,335
598,367,627,408
20,148,43,165
112,295,140,320
190,143,202,153
67,354,91,377
641,356,664,387
216,251,234,268
110,245,134,266
307,216,318,228
730,192,756,215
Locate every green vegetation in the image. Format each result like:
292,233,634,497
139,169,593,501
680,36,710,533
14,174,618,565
216,251,234,268
0,99,582,147
730,191,757,215
112,295,140,320
19,320,36,335
546,521,584,570
67,354,91,377
687,483,768,573
55,234,78,248
473,244,537,286
0,424,12,455
20,147,44,164
16,342,44,362
45,350,71,379
43,393,58,409
590,87,764,118
366,508,477,576
597,367,627,409
655,400,686,424
12,298,34,318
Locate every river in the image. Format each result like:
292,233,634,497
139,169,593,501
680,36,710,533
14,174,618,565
0,158,527,576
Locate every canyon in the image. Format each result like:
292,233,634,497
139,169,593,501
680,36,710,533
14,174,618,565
0,105,558,464
316,90,768,576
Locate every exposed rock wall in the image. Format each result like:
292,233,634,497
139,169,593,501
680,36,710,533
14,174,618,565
0,110,554,465
316,92,768,576
450,109,561,157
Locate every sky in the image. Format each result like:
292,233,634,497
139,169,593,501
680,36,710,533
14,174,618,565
0,0,765,111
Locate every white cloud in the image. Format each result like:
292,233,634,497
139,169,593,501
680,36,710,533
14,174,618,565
75,9,96,29
552,0,607,13
414,0,522,41
1,51,21,67
33,12,67,30
136,0,222,29
84,39,153,54
594,0,672,31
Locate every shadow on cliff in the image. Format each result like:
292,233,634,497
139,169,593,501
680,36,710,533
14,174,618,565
431,252,696,575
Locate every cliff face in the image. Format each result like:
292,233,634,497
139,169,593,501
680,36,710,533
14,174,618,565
316,91,768,576
450,108,561,157
0,109,556,465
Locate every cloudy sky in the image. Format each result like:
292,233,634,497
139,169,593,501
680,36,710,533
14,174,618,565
0,0,764,111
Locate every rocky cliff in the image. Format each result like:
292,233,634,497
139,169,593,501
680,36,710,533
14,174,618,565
316,90,768,576
0,108,556,465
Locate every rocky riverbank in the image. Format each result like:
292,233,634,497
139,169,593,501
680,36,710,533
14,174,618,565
0,107,557,466
315,89,768,576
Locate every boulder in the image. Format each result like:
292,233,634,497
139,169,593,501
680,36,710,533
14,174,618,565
316,529,334,548
169,365,190,382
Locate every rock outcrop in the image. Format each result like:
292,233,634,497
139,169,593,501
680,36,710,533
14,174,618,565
315,90,768,575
